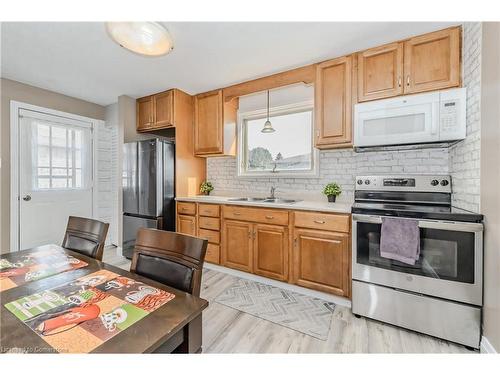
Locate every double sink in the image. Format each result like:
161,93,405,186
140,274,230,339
227,197,301,204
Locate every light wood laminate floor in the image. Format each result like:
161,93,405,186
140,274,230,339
103,247,471,354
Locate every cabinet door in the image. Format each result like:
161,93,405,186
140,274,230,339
292,229,350,297
404,27,461,94
137,96,153,131
194,90,223,155
253,224,288,282
153,90,174,128
177,214,196,236
221,220,253,273
357,42,403,101
314,55,352,148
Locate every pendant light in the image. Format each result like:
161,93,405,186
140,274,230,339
261,90,275,133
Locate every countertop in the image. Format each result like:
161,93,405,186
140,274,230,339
175,195,352,214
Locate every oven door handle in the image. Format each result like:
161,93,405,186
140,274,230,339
352,214,483,233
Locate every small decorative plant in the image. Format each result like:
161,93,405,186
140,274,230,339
322,182,342,203
200,181,214,196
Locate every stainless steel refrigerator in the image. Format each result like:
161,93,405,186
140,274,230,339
122,139,175,259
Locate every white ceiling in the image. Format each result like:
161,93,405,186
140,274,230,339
1,22,458,106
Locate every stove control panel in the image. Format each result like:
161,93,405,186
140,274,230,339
355,175,452,193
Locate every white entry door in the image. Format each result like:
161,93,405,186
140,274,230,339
18,109,94,250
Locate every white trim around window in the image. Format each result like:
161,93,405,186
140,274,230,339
237,100,319,178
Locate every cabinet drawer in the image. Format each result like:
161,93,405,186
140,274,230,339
198,228,220,244
205,244,220,264
198,203,220,217
223,205,289,225
199,216,220,231
294,211,350,232
177,202,196,215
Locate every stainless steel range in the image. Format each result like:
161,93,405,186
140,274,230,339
351,175,484,349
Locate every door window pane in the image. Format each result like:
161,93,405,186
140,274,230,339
32,122,90,190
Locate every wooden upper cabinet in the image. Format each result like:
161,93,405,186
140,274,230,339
253,224,288,282
314,55,353,149
194,90,223,155
194,90,237,157
404,27,461,94
136,96,153,131
153,90,174,128
221,220,253,273
357,42,404,102
292,228,350,297
136,89,182,132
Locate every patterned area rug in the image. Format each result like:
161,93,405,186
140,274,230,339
215,278,335,340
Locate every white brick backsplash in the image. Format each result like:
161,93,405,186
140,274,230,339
207,23,482,212
449,22,482,213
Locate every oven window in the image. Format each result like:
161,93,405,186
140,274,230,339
356,222,475,283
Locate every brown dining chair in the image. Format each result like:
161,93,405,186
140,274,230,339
130,228,208,296
62,216,109,261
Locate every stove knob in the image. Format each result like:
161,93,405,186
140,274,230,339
440,179,449,186
431,179,439,186
357,179,363,185
364,179,370,185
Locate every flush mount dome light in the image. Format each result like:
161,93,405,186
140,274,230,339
106,22,173,56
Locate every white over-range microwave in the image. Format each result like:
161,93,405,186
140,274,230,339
354,88,466,148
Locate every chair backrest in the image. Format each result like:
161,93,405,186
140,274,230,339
130,228,208,296
62,216,109,261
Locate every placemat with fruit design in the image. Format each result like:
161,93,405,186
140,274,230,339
4,269,176,353
0,248,88,292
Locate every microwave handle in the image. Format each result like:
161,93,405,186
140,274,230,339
431,102,439,135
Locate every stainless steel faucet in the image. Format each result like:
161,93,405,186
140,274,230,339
269,186,277,199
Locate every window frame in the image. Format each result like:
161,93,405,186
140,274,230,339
32,122,91,191
237,100,318,178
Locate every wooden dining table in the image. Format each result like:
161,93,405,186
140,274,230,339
0,244,208,353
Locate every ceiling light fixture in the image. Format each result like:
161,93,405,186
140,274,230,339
261,90,275,133
106,22,174,57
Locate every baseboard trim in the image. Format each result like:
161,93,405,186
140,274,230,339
480,336,498,354
203,263,352,308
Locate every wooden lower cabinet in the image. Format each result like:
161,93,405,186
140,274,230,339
205,244,220,264
292,228,350,297
177,214,196,236
221,220,253,273
253,224,288,282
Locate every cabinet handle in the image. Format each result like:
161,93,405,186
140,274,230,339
398,76,402,87
233,212,241,216
314,220,326,224
406,75,410,87
253,231,256,239
265,215,274,219
248,231,252,239
294,238,297,247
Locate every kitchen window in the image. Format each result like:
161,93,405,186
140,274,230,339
238,102,317,177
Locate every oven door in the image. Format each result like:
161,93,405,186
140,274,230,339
352,214,483,306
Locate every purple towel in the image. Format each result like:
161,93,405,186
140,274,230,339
380,217,420,265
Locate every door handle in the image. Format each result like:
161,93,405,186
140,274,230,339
22,195,31,202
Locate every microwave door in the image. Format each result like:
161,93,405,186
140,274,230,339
354,94,440,147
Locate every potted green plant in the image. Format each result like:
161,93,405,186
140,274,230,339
322,182,342,203
200,181,214,196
